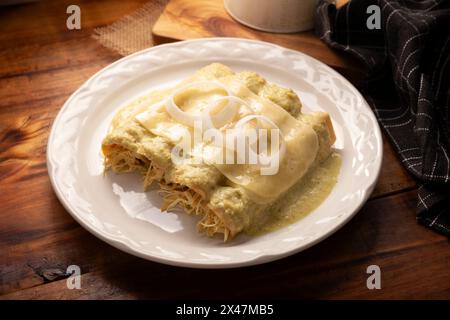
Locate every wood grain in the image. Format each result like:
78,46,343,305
0,0,142,78
0,0,446,299
2,190,449,299
152,0,362,84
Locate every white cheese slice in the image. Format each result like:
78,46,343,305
136,78,319,204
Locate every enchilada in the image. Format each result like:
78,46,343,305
102,63,338,240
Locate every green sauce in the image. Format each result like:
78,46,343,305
246,153,342,236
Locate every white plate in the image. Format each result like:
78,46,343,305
47,38,382,268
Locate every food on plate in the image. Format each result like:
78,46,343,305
102,63,340,241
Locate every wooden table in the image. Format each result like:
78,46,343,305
0,0,449,300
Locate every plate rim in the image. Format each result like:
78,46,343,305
47,37,383,268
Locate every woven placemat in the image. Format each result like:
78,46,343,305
93,0,169,56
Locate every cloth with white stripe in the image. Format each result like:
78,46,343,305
316,0,450,235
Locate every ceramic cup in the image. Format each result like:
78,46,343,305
224,0,318,33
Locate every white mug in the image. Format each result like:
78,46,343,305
224,0,319,33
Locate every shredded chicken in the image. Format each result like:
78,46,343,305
104,145,147,174
158,182,231,241
143,163,164,190
104,144,231,241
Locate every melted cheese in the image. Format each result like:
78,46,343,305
213,78,318,203
136,78,319,204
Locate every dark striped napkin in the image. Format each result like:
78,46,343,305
316,0,450,235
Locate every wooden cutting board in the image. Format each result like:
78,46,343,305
151,0,360,81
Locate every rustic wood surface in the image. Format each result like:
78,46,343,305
0,0,448,300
